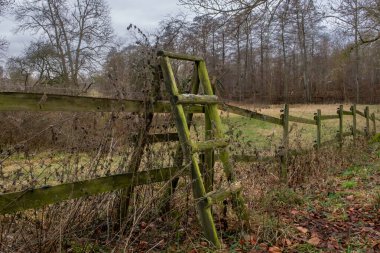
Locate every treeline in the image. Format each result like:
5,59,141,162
1,0,379,103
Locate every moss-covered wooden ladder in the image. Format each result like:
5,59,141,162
158,51,248,247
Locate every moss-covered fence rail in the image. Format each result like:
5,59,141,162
0,92,378,214
219,103,379,182
0,167,183,214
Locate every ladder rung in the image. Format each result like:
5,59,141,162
191,139,229,153
175,94,220,105
157,50,203,62
203,182,242,208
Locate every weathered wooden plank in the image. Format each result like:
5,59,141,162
320,114,340,120
365,106,370,137
191,139,229,153
280,104,289,183
289,115,316,125
198,61,248,225
371,113,377,135
161,63,201,215
338,105,344,148
203,182,242,208
356,109,366,118
351,105,357,141
175,94,220,104
157,50,203,62
0,92,203,113
0,167,182,215
315,110,322,149
343,110,353,116
160,56,220,247
204,105,214,193
220,104,282,125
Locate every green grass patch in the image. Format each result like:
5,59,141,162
342,180,357,189
222,115,282,149
341,165,377,181
370,133,380,143
294,243,321,253
320,192,346,209
372,190,380,209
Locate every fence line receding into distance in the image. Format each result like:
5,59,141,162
0,92,378,214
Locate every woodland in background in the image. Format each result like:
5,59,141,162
0,0,379,104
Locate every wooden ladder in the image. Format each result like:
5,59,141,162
158,51,248,247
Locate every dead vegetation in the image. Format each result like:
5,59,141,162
0,105,379,252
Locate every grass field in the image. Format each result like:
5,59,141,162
221,103,380,151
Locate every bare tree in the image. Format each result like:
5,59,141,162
0,0,12,54
179,0,273,17
14,0,113,87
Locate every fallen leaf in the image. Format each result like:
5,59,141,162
346,195,354,201
200,241,208,247
140,221,147,229
284,239,292,246
242,233,257,245
138,240,148,248
308,237,320,246
296,226,308,234
258,243,268,250
290,209,299,215
268,246,282,253
328,237,340,249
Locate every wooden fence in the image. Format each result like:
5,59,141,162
0,91,379,214
221,103,379,181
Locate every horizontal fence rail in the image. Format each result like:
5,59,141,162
0,167,183,214
157,50,203,62
0,92,203,113
288,115,316,125
356,110,366,118
343,110,353,115
219,104,283,125
320,114,340,120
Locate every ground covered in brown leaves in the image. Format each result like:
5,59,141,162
220,151,380,253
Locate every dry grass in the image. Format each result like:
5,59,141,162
0,103,379,252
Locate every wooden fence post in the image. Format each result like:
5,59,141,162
371,113,377,135
365,106,370,138
314,109,321,149
280,104,289,183
351,104,357,143
204,106,214,193
338,105,343,148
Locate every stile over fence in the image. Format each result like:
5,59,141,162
0,53,379,246
0,93,378,217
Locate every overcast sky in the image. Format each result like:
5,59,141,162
0,0,189,61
